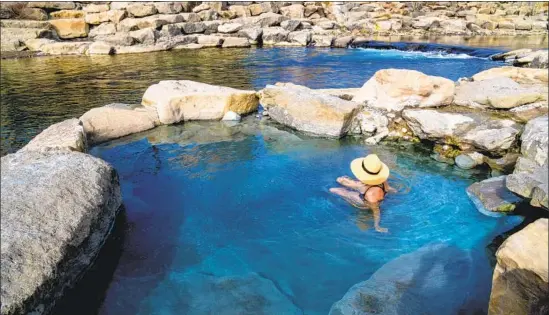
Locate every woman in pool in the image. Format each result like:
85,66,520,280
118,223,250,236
330,154,396,233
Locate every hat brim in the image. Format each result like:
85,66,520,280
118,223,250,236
350,158,390,185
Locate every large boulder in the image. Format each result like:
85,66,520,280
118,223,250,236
80,103,160,145
40,42,91,55
0,150,121,315
489,219,549,315
49,18,89,39
472,66,548,85
21,118,87,153
506,116,548,209
260,83,360,138
142,80,259,125
262,27,289,44
454,77,546,109
126,3,157,17
353,69,455,112
403,109,522,153
330,243,479,315
467,176,522,216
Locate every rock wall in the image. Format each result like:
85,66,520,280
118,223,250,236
0,1,548,55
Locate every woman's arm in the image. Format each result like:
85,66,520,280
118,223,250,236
369,202,388,233
384,181,397,193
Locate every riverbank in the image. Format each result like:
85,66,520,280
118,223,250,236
1,1,547,57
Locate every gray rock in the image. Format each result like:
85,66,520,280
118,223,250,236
508,101,548,122
218,22,243,33
281,19,301,31
254,12,289,27
129,27,157,45
403,109,523,153
467,176,521,216
506,116,548,209
330,243,478,315
455,153,477,169
262,27,289,44
333,36,354,48
181,22,207,34
237,27,263,43
89,23,117,38
27,2,75,10
95,33,135,46
288,30,311,46
21,118,87,153
431,152,455,165
260,83,360,138
80,103,160,145
311,34,334,47
484,153,520,173
160,24,182,37
0,150,121,315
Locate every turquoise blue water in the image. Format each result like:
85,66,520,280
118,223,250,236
76,118,523,315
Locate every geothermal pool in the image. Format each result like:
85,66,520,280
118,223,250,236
52,118,522,315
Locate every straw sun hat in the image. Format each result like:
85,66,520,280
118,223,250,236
350,154,390,185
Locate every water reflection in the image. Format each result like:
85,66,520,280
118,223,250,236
2,36,547,154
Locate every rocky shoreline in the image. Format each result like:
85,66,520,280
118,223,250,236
1,1,548,59
2,60,548,313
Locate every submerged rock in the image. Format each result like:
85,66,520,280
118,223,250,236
489,218,549,315
140,272,302,315
467,176,521,215
403,109,522,153
21,118,87,153
329,243,477,315
80,103,160,145
142,80,259,125
260,82,360,138
1,150,122,315
353,69,455,112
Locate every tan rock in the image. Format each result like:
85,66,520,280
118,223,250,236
489,219,548,315
249,3,272,16
280,4,305,19
354,69,455,112
85,11,110,25
23,38,56,51
127,3,157,18
472,66,549,85
49,18,89,39
83,4,110,13
80,104,160,145
27,2,75,10
197,35,223,47
50,10,85,19
107,9,127,23
40,41,90,55
114,43,170,54
87,41,115,55
221,37,250,48
260,83,360,138
21,118,87,153
142,80,259,124
229,5,251,18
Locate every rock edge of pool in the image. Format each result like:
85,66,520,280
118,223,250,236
1,55,548,314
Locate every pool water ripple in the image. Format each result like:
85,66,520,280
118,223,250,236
62,118,526,315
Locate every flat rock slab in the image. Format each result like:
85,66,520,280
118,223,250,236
454,77,546,109
472,66,548,85
142,80,259,124
80,103,160,145
1,150,121,315
139,272,303,315
329,243,478,315
467,176,521,216
402,109,523,153
353,69,455,112
21,118,87,153
260,82,360,138
489,218,548,315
